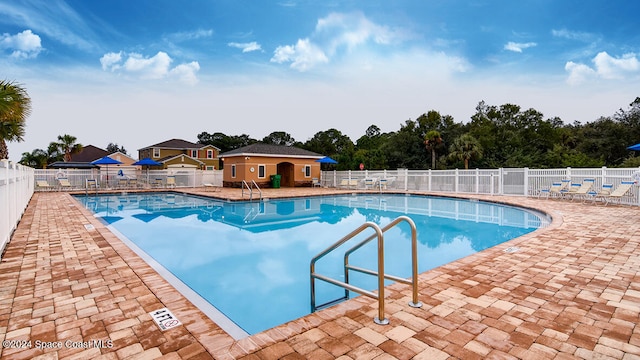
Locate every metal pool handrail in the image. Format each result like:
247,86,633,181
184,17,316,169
241,180,262,201
310,216,422,325
343,216,422,309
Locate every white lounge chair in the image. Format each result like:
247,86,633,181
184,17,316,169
58,178,73,190
598,181,635,206
563,179,595,201
36,180,53,191
204,183,221,192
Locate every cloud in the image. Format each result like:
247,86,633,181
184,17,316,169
565,51,639,84
100,51,200,84
592,52,639,79
564,61,596,85
271,39,328,71
165,29,213,42
551,29,595,43
504,41,537,53
270,12,406,72
0,2,98,51
228,41,262,53
0,29,43,59
170,62,200,85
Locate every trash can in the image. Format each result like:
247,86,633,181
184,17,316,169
270,174,281,188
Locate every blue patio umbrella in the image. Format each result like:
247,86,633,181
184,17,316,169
627,143,640,151
91,156,123,186
132,157,162,166
315,156,338,164
132,157,162,183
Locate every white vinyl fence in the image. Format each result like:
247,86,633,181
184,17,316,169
1,160,34,257
33,168,223,191
323,167,640,206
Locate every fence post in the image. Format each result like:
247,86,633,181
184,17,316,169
475,169,479,194
455,169,459,193
404,168,409,191
499,168,504,195
524,167,529,196
428,169,431,192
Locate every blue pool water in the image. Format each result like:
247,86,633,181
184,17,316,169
74,192,548,337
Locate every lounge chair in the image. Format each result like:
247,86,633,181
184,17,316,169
339,179,358,189
57,178,73,190
597,181,635,206
128,178,139,189
36,180,53,191
117,178,128,189
204,183,221,192
312,178,321,187
563,179,595,201
538,179,570,199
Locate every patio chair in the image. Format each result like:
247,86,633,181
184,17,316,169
128,178,139,189
562,179,595,201
152,178,164,188
36,180,53,191
57,178,73,190
379,178,388,190
166,175,176,188
598,181,635,206
538,180,569,199
364,178,376,190
204,183,221,192
312,178,321,187
86,179,99,191
117,178,128,189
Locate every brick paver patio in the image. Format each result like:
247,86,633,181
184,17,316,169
1,188,639,359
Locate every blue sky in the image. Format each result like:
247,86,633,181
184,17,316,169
2,0,639,161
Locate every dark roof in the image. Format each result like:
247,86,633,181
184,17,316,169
219,143,323,158
48,161,97,169
70,145,108,162
138,139,220,151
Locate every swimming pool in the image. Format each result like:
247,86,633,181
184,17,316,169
74,192,548,338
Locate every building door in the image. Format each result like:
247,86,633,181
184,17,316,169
276,162,294,187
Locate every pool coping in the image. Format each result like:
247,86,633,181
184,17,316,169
2,187,640,359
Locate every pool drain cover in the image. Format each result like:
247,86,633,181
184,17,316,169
503,246,520,253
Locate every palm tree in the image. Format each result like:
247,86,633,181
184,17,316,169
0,80,31,159
448,134,483,169
19,149,48,168
56,134,83,162
424,130,443,169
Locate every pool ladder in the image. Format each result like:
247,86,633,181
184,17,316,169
310,216,422,325
241,180,262,201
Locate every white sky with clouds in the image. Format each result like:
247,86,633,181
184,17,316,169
1,0,639,161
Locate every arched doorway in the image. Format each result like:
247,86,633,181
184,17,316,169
276,162,295,187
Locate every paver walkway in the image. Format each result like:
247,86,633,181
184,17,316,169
1,188,639,359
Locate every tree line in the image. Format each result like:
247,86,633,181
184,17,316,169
4,77,639,171
197,98,640,171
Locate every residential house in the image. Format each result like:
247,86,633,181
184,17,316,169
219,143,323,188
48,145,108,169
137,139,220,170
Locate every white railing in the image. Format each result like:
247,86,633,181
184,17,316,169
323,167,640,206
1,160,34,258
